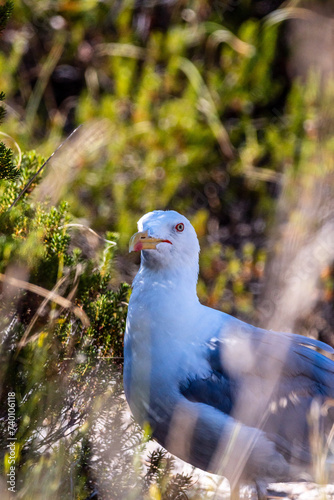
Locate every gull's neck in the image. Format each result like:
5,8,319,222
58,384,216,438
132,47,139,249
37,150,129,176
133,261,199,306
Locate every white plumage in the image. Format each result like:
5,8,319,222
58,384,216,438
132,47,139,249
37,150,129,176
124,210,334,499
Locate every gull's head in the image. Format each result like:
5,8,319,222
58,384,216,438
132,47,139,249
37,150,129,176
129,210,200,272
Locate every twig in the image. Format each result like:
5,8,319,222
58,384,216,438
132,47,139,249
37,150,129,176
61,223,117,246
7,125,82,211
0,272,90,330
20,274,69,348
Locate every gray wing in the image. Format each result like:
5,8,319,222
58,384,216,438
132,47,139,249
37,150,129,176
180,322,334,464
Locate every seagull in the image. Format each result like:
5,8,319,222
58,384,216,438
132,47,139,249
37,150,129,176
124,210,334,499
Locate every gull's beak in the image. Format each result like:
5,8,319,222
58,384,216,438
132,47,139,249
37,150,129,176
129,231,172,253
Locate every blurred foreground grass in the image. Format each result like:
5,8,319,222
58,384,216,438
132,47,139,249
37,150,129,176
0,0,333,498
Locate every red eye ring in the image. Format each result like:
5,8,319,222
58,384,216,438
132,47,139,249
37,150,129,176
175,223,184,232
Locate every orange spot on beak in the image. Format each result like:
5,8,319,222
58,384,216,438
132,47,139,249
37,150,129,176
129,231,172,252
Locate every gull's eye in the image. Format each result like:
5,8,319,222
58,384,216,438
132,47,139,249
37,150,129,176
175,223,184,232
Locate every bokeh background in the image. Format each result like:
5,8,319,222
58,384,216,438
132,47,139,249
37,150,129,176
0,0,334,498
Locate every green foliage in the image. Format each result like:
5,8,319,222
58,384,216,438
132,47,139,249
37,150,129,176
80,278,130,360
0,166,132,498
0,91,19,180
0,1,13,34
144,448,194,500
0,141,18,179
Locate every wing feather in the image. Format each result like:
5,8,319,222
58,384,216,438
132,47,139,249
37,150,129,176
180,321,334,463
